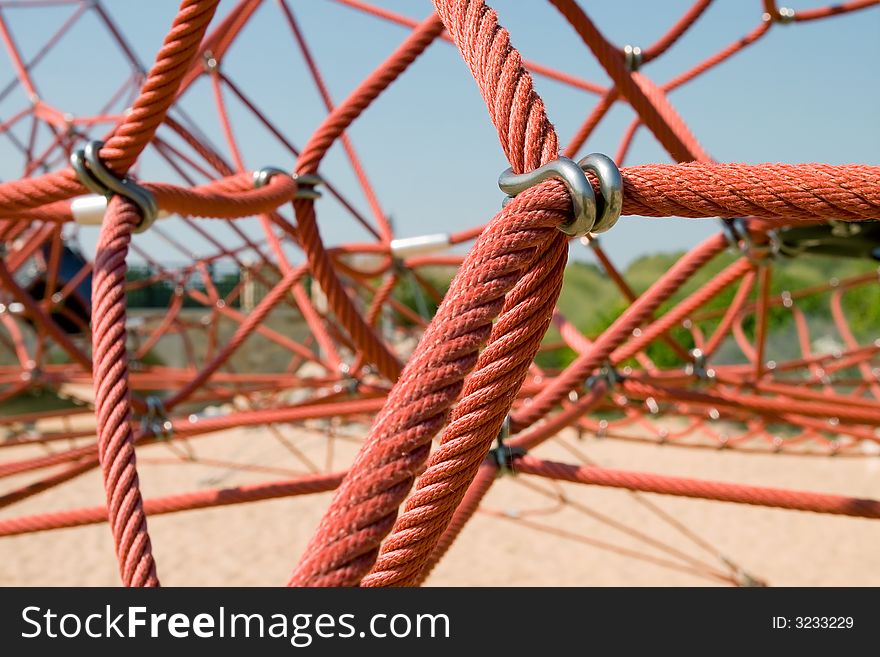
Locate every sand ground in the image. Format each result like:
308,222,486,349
2,419,880,587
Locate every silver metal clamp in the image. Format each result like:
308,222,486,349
623,45,643,72
70,140,158,233
254,166,322,200
498,153,623,238
488,415,525,475
763,7,795,23
141,395,173,440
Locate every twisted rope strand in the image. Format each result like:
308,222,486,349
288,0,568,586
92,196,158,587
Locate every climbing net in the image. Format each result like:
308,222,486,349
1,0,879,587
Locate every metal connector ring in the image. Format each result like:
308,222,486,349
578,153,623,233
254,166,322,200
499,156,597,237
70,140,158,233
499,153,623,238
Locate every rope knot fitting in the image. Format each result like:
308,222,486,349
487,416,525,476
334,363,360,395
623,45,643,72
70,140,158,233
586,361,625,391
499,153,622,238
722,218,780,263
685,348,716,381
141,395,173,440
254,166,322,199
763,7,795,23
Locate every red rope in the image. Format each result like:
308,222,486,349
0,471,344,537
288,0,569,587
2,0,880,589
515,456,880,519
0,0,219,213
92,196,158,587
513,232,727,432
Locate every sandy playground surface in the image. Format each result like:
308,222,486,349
2,416,880,587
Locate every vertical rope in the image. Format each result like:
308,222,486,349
92,196,158,587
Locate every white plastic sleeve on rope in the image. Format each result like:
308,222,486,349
389,233,451,258
70,195,109,225
71,194,169,226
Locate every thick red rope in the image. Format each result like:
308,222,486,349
0,471,345,538
2,0,879,590
515,456,880,518
91,196,158,587
288,0,568,587
0,0,219,213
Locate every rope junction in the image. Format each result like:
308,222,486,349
0,0,878,587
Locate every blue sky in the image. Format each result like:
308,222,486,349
1,0,878,267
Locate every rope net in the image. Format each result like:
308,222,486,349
0,0,879,586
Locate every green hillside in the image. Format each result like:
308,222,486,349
541,248,879,370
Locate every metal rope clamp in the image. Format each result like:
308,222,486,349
685,348,715,382
498,153,623,238
623,45,643,72
70,140,158,233
488,415,525,476
722,217,780,263
585,361,625,391
141,395,173,440
254,166,322,200
334,362,360,395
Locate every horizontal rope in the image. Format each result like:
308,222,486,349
0,471,344,537
5,163,878,225
515,456,880,518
